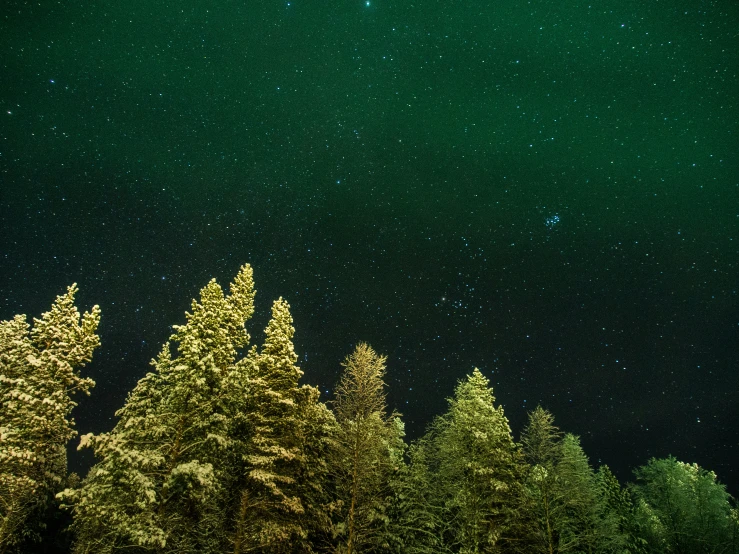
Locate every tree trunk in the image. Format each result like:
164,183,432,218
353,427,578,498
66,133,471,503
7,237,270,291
347,422,362,554
233,489,249,554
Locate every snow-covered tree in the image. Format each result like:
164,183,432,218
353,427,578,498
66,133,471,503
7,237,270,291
594,465,637,554
59,264,256,554
230,297,335,554
555,434,600,553
0,284,100,551
291,382,339,552
520,407,627,554
429,368,524,553
331,342,405,554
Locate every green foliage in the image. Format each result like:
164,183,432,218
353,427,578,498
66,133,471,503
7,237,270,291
58,265,256,553
520,406,564,554
0,284,100,552
595,465,638,554
331,343,405,554
630,456,739,554
389,434,451,554
556,434,600,552
521,406,563,469
233,297,330,553
416,368,525,553
520,408,631,554
5,266,738,554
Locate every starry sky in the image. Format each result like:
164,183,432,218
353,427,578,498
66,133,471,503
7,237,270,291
1,0,737,492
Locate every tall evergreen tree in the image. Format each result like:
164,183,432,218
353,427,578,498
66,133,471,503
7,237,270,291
555,434,600,553
521,408,620,554
0,285,100,552
59,264,256,553
389,433,451,554
429,368,524,553
594,465,637,554
331,343,404,554
291,382,339,553
231,297,332,553
520,406,564,554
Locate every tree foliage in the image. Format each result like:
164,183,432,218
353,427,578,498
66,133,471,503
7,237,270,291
520,408,632,554
331,342,405,554
520,406,563,554
58,265,256,553
630,456,739,554
0,284,100,552
417,368,525,553
4,267,738,554
232,297,335,553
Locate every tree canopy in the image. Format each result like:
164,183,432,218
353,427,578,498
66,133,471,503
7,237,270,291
1,266,737,553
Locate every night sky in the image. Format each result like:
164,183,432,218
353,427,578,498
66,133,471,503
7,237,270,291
1,0,737,493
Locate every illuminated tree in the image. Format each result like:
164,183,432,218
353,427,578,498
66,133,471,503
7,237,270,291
389,434,450,554
631,456,739,554
331,343,405,554
428,368,524,553
0,285,100,551
231,298,334,553
59,265,255,553
520,406,564,554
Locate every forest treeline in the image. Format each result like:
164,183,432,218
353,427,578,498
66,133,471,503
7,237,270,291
1,264,738,553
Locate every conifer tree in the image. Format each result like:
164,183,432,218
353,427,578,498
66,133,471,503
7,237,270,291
555,434,600,553
630,456,739,554
231,297,326,553
520,406,564,554
389,434,451,554
59,264,256,553
429,368,524,553
331,343,404,554
521,409,619,554
291,382,339,552
594,465,637,554
0,285,100,552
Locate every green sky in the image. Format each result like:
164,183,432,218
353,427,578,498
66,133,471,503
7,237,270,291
1,0,737,491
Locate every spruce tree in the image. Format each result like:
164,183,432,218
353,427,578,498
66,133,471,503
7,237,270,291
594,465,636,554
389,434,451,554
555,434,600,553
0,285,100,552
521,409,617,554
520,406,564,554
429,368,524,553
291,382,338,552
231,297,326,553
59,264,256,553
331,342,404,554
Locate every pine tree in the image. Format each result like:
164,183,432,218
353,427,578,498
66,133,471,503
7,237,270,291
331,342,404,554
230,297,320,553
0,284,100,552
291,382,339,552
520,406,564,554
520,408,615,554
59,264,256,553
429,368,524,553
389,434,451,554
594,465,636,554
555,434,600,553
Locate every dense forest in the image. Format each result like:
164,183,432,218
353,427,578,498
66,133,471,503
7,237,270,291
1,264,737,553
